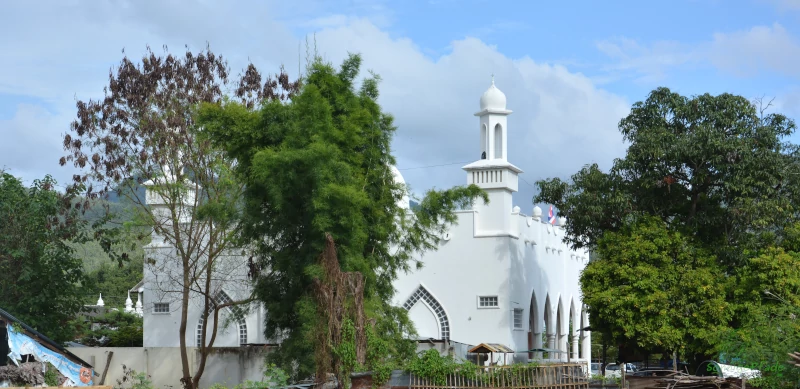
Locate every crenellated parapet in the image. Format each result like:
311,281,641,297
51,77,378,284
512,205,589,266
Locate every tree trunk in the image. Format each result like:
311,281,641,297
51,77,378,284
601,341,607,376
672,351,677,372
179,281,193,389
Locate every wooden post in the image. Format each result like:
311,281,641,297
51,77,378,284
98,351,114,385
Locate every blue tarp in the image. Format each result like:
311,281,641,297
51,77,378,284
7,326,93,386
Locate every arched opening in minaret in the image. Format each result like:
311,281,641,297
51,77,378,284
481,124,488,157
493,123,503,159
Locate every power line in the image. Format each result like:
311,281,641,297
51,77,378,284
398,161,472,171
397,160,538,190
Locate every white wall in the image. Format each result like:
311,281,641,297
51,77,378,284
392,206,591,364
67,347,269,389
142,243,269,348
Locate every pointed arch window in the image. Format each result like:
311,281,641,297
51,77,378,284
196,290,248,347
403,286,450,340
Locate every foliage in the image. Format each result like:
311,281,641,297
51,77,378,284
61,45,300,389
115,366,154,389
44,363,59,387
82,255,144,308
535,88,799,263
580,216,730,358
199,53,487,382
72,310,143,347
205,363,290,389
405,349,542,387
0,173,90,343
714,238,800,389
535,87,799,364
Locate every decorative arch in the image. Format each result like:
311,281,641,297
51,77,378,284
493,123,503,159
403,285,450,340
196,290,248,347
528,290,542,359
580,304,590,359
569,299,577,360
543,294,554,358
556,296,565,357
481,123,488,157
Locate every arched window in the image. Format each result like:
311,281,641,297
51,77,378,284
494,123,503,159
196,290,248,347
403,286,450,340
481,124,488,157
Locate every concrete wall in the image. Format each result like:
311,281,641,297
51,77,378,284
67,347,268,389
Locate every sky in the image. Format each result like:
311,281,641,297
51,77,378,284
2,0,800,211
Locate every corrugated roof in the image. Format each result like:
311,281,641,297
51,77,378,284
468,343,514,353
0,306,93,368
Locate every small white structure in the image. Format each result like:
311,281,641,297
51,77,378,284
392,79,591,364
134,79,591,367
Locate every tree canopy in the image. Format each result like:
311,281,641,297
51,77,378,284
535,87,800,367
199,53,486,382
536,88,799,263
0,173,89,343
581,216,730,358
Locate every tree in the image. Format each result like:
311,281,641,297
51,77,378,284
0,173,89,343
535,87,799,366
60,45,299,389
72,310,144,347
580,216,730,365
198,54,487,383
535,88,799,264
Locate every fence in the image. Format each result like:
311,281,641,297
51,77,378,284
408,363,589,389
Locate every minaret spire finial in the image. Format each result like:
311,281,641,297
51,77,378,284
491,73,495,85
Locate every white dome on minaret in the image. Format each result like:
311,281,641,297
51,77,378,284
479,77,507,111
390,165,410,210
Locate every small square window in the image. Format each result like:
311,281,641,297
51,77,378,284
153,302,170,313
513,308,524,329
478,296,498,308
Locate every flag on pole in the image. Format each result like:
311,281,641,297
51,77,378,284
548,206,556,225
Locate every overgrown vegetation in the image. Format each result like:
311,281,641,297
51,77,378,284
71,310,143,347
200,52,486,385
405,349,542,386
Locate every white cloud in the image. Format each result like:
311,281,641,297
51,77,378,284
0,0,630,207
595,23,800,81
707,23,800,78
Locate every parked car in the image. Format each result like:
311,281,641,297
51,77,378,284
604,363,638,378
590,363,601,376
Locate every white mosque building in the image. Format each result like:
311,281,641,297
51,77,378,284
134,80,591,366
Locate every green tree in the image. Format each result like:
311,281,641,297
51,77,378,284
199,54,486,382
535,88,799,364
716,234,800,388
581,216,730,365
535,88,799,264
73,310,144,347
0,173,90,343
84,255,145,308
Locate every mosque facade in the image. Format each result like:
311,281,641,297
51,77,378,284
137,80,591,365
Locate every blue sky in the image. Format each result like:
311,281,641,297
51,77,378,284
2,0,800,209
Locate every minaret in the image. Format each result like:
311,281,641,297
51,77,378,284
463,77,523,236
